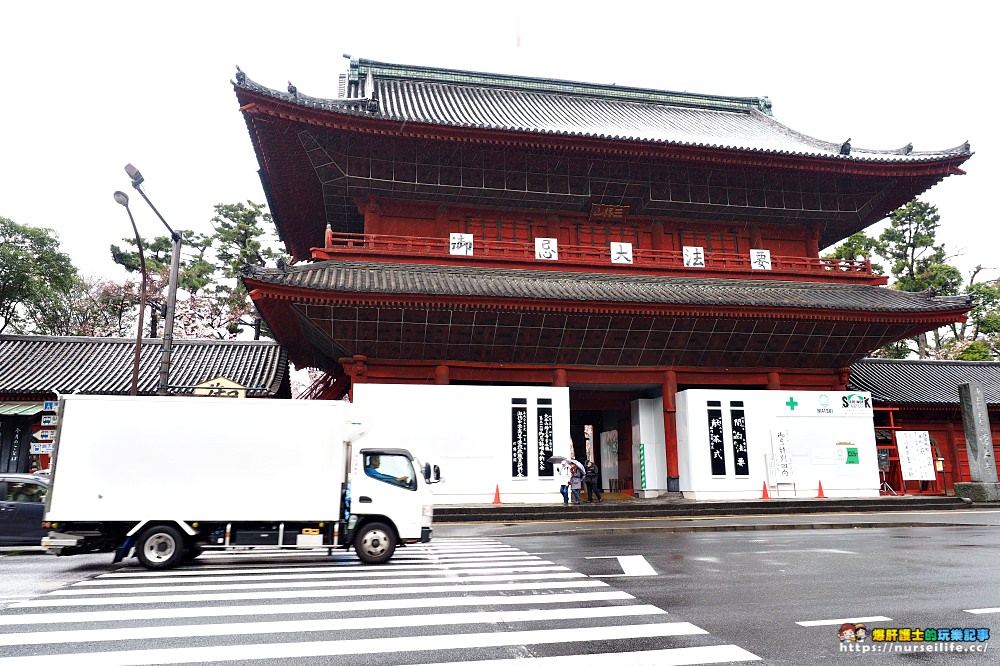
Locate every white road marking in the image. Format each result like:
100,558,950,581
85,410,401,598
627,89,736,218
50,571,583,596
750,549,857,555
414,644,762,665
98,555,542,578
0,590,635,626
0,605,668,646
965,607,1000,614
13,579,609,608
76,563,564,586
796,616,892,627
0,622,712,665
586,555,657,577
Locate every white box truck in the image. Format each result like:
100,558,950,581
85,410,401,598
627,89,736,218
42,395,438,570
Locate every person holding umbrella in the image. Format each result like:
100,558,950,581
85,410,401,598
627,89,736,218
568,464,584,504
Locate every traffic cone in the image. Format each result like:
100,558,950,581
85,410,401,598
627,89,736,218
817,480,826,498
493,484,501,504
761,481,770,499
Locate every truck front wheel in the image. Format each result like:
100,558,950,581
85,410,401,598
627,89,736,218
136,525,185,570
354,522,396,564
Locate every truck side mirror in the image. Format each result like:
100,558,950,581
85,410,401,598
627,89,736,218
423,463,442,483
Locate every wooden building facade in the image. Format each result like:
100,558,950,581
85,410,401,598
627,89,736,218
235,58,972,492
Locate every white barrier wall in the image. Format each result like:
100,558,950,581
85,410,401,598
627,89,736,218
676,389,879,500
352,384,571,504
631,397,667,497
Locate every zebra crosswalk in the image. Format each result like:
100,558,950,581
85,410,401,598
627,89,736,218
0,538,761,665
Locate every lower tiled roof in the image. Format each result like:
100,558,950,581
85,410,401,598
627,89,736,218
849,358,1000,405
245,261,972,315
0,335,288,397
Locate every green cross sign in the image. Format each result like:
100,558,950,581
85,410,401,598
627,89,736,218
785,396,799,411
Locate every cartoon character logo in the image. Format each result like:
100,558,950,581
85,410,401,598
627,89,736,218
838,623,856,643
854,623,867,642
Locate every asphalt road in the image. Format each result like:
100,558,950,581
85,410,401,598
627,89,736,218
1,523,997,664
490,525,1000,664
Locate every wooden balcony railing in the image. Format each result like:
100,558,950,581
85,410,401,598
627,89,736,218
313,232,882,283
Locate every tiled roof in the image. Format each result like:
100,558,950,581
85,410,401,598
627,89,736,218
849,358,1000,405
0,335,288,397
234,58,971,164
245,260,972,315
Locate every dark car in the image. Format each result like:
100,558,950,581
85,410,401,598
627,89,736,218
0,473,50,546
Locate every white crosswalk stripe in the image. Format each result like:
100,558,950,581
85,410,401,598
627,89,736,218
0,538,761,664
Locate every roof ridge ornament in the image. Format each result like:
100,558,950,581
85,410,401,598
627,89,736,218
840,138,852,156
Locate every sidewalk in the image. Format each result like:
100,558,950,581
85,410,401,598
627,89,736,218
433,494,1000,539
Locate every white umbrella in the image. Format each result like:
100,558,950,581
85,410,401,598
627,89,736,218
546,455,586,474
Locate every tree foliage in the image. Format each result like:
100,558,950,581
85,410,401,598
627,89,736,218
0,216,78,333
826,199,999,360
111,201,287,339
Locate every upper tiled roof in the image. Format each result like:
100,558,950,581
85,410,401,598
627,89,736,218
0,335,289,397
245,260,971,315
234,58,971,164
849,358,1000,405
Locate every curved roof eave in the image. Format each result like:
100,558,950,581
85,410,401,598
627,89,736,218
233,70,972,169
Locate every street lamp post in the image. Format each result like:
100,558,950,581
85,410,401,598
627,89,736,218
124,163,181,396
113,191,147,396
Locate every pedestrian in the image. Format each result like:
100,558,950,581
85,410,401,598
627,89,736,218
556,461,570,505
585,460,603,503
569,465,583,504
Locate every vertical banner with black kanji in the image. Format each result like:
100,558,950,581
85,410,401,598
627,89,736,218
707,400,726,475
511,398,528,477
537,398,554,476
730,400,749,476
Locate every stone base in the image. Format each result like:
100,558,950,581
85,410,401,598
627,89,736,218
953,482,1000,503
634,489,662,499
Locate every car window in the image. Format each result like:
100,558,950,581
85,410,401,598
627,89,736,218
362,453,416,490
6,481,47,503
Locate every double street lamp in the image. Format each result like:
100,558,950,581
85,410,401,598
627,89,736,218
115,164,182,396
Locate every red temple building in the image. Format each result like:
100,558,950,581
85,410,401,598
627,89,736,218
235,58,972,493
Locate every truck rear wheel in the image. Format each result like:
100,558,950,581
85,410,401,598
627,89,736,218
354,522,396,564
136,525,185,570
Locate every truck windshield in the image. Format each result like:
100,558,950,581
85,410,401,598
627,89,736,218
363,453,416,490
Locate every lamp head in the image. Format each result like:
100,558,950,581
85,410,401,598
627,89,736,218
113,191,129,206
124,163,144,187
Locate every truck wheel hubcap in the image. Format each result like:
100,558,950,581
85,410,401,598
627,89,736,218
145,535,176,562
361,529,388,556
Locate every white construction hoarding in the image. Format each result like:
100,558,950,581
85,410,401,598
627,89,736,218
676,389,879,499
352,384,571,504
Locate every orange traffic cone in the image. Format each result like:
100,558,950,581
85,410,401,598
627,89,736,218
761,481,770,499
493,484,501,504
817,480,826,498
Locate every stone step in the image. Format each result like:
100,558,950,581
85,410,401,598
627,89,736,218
433,495,969,523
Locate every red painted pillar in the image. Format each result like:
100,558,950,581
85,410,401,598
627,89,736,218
341,354,368,401
434,365,450,385
552,368,568,387
663,370,679,492
767,372,781,390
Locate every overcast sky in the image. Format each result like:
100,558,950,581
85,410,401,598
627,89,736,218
2,1,994,283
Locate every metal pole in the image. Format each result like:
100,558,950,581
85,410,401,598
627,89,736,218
115,192,147,396
159,230,181,395
125,164,182,396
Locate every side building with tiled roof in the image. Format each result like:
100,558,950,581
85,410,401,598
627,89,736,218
0,335,290,473
234,57,973,495
848,359,1000,495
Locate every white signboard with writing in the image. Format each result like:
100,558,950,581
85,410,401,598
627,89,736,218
896,430,936,481
534,238,558,260
449,233,474,256
683,246,706,267
750,249,772,270
610,242,633,264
